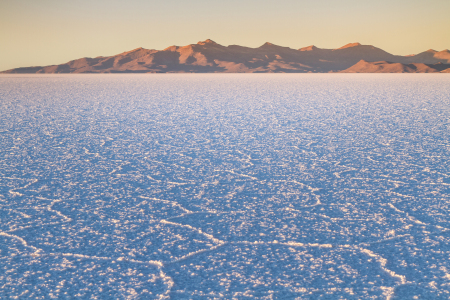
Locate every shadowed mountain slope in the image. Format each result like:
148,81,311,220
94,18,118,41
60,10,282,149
3,40,450,73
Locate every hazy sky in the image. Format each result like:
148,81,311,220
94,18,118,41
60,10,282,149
1,0,449,71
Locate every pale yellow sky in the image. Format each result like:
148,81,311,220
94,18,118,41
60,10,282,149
1,0,449,71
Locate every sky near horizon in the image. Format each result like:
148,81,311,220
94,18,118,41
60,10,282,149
1,0,449,71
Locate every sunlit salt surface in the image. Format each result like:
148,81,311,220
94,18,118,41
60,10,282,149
1,74,450,299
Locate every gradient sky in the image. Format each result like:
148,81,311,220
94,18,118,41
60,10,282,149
1,0,449,71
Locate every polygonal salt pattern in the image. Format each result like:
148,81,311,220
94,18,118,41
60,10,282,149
0,74,449,299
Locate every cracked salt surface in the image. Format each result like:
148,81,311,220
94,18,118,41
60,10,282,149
1,74,450,299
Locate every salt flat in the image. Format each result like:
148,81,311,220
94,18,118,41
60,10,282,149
1,74,449,299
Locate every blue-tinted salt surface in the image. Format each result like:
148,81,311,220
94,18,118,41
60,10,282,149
1,74,450,299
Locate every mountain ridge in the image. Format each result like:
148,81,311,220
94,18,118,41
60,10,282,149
3,40,450,73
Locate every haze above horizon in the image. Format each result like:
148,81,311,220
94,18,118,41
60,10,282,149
1,0,449,71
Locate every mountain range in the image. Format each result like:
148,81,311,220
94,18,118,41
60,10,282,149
3,39,450,73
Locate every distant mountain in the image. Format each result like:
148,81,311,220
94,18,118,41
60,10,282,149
340,60,450,73
3,39,450,73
